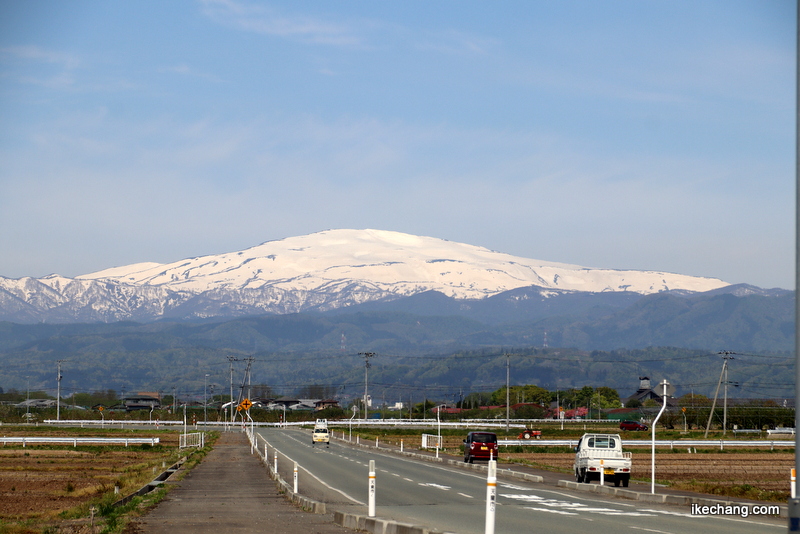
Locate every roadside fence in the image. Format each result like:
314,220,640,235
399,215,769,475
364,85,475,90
0,436,160,447
179,432,205,448
421,433,442,449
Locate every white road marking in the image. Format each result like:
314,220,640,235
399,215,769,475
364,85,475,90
457,492,474,499
419,483,451,490
503,494,656,517
500,483,530,491
524,507,578,516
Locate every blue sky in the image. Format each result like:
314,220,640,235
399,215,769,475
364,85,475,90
0,0,795,289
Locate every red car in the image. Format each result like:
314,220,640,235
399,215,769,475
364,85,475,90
619,420,648,431
463,431,498,463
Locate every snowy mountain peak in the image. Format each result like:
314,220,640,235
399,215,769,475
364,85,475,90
1,229,730,323
76,228,727,298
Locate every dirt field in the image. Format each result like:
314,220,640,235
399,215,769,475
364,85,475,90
0,429,181,530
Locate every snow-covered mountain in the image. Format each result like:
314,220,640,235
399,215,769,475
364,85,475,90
0,229,731,323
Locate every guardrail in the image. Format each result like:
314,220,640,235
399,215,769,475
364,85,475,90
499,439,795,448
45,419,607,428
1,437,160,447
45,419,185,426
767,428,796,435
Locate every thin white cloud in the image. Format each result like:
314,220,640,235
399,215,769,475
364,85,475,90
0,45,81,88
199,0,362,46
413,28,498,56
1,108,790,287
1,45,80,69
158,63,223,82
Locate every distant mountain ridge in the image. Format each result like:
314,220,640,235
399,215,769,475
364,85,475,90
0,228,745,324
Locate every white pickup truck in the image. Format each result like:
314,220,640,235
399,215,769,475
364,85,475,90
312,418,330,447
573,433,631,487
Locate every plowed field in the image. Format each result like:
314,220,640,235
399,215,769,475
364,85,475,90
0,430,180,524
504,451,795,494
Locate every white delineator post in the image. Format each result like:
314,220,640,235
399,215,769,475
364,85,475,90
600,459,605,486
485,459,497,534
792,468,797,499
293,461,298,493
274,450,278,473
368,460,376,517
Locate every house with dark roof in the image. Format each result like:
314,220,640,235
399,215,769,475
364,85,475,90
624,377,676,407
123,395,160,411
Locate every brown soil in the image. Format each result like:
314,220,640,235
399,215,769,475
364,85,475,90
0,431,179,524
503,451,795,493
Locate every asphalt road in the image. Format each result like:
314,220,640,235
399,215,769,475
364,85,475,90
258,427,785,534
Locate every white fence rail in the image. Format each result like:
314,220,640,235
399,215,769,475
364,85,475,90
767,428,796,435
500,439,795,448
45,419,185,426
1,437,159,447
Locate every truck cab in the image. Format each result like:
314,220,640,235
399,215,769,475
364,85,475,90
312,418,330,447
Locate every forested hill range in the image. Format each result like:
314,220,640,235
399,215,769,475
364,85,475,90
0,228,776,324
0,321,791,401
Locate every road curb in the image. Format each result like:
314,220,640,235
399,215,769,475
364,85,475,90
334,511,457,534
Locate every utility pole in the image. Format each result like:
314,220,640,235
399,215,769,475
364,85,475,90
704,351,735,438
505,353,511,434
359,352,376,421
239,357,254,403
204,374,209,424
791,5,800,529
56,360,64,421
792,7,800,528
723,357,729,435
227,356,237,424
246,356,254,400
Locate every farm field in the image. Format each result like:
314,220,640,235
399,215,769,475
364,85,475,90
504,451,793,499
0,427,193,533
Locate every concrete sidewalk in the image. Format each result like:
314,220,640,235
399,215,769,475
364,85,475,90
128,432,357,534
